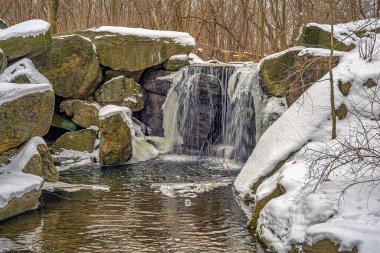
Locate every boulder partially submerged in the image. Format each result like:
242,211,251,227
0,20,52,60
99,105,133,165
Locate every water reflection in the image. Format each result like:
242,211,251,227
0,156,263,252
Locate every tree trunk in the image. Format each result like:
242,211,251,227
46,0,58,34
329,3,337,140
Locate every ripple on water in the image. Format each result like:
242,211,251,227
0,156,263,253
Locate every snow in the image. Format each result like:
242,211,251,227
234,27,380,252
0,137,44,209
0,82,52,106
88,26,195,46
188,53,204,64
0,19,50,41
0,58,50,84
168,54,188,61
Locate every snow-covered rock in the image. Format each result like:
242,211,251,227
74,26,195,71
0,19,51,60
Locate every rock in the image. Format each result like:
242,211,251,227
60,99,100,128
0,148,17,165
164,54,189,71
140,69,172,96
104,69,143,83
51,113,79,132
31,34,101,98
140,92,167,136
76,27,194,71
0,19,8,29
302,239,358,253
0,49,6,74
52,129,97,152
364,78,377,88
259,48,340,106
0,20,52,61
336,103,347,120
339,81,351,96
296,25,355,52
95,76,144,112
0,83,54,153
20,137,58,182
99,105,133,165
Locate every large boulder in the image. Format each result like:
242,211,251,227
0,20,52,61
60,99,100,128
0,49,6,74
75,27,195,71
99,105,133,165
0,83,54,153
259,48,340,105
52,129,97,153
140,92,167,136
140,69,172,96
31,34,101,98
95,76,144,112
296,24,355,52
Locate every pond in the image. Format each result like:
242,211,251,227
0,155,263,252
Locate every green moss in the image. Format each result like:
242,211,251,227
53,129,97,152
259,50,301,97
0,189,41,222
0,30,52,60
296,26,354,51
247,185,286,229
0,50,7,74
51,113,78,132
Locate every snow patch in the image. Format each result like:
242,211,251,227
0,19,50,41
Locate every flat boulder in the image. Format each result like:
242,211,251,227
0,82,54,153
99,105,133,165
0,20,52,61
31,34,101,98
76,26,195,71
60,99,100,128
95,76,144,112
52,129,97,153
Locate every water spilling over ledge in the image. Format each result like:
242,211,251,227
162,63,287,162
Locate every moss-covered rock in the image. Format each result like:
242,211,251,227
60,99,100,128
0,24,52,60
104,69,143,83
23,141,58,182
164,55,189,71
364,78,378,88
0,19,8,29
0,90,54,153
296,25,355,51
0,189,41,222
75,29,194,71
95,76,144,112
0,49,7,74
339,81,351,96
31,34,101,98
336,103,347,120
52,129,97,152
259,49,340,106
302,239,358,253
99,113,132,166
51,113,79,132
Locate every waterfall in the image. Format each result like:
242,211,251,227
162,63,287,162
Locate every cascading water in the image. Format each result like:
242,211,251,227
162,63,287,162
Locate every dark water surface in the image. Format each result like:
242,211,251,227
0,156,263,253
